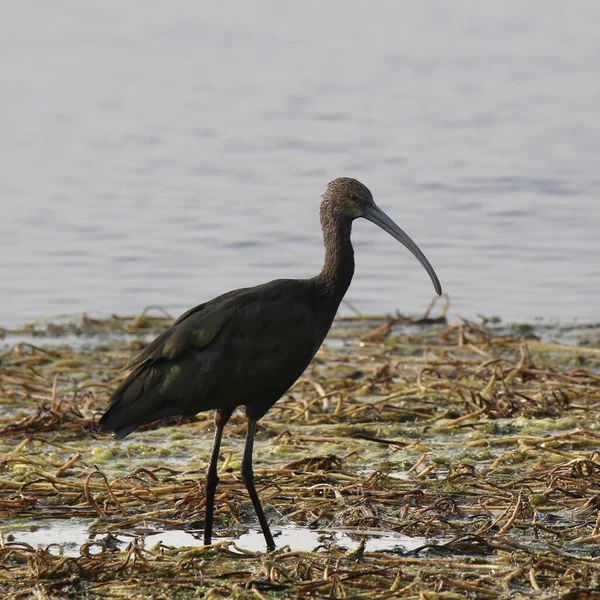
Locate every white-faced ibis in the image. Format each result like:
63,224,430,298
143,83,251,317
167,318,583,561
99,177,441,551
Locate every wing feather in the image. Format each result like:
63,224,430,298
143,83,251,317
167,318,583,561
99,279,323,437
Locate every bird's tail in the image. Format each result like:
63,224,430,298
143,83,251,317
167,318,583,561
98,365,182,439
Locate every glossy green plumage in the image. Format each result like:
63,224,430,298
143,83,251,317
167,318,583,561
99,279,329,438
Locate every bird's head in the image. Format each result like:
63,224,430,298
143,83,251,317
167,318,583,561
323,177,375,220
323,177,442,295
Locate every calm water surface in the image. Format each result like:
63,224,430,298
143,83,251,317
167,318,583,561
1,1,599,327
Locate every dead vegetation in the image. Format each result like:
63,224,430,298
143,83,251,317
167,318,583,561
0,309,599,598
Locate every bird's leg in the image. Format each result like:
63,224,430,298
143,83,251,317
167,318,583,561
203,407,233,546
241,417,276,551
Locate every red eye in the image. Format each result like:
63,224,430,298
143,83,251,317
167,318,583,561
350,194,358,201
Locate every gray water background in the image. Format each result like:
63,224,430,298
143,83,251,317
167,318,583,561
2,1,599,328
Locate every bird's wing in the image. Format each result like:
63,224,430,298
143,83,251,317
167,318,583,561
100,293,241,436
123,287,246,370
99,281,320,438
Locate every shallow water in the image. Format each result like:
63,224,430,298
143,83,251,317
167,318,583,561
2,2,599,327
5,519,431,558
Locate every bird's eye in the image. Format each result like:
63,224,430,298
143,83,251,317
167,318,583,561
350,194,358,202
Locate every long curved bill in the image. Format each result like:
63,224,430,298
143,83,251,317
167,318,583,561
364,204,442,295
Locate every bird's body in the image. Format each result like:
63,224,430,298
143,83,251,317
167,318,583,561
99,177,441,551
100,277,341,437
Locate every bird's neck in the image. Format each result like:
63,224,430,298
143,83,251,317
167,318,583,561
316,205,355,303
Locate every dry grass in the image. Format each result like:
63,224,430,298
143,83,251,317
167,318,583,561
0,308,599,598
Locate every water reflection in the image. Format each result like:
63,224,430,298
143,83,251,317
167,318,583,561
6,519,432,558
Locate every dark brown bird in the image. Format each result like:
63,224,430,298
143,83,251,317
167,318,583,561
99,178,441,551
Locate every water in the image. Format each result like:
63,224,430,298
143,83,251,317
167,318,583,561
5,519,431,557
1,1,599,327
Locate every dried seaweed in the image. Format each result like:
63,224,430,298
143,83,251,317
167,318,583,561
0,310,599,598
